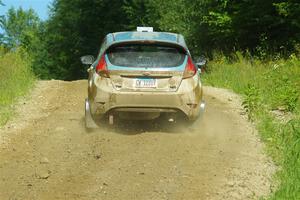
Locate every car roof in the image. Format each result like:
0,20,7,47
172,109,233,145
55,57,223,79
105,31,188,50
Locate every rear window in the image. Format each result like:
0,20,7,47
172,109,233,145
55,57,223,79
106,44,186,68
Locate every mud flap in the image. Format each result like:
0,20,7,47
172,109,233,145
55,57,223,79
85,99,99,129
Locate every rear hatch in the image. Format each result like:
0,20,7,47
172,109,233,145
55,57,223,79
105,43,187,92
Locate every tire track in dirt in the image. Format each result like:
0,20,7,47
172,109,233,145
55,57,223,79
0,80,275,200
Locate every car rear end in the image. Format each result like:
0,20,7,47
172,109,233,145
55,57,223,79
88,32,205,123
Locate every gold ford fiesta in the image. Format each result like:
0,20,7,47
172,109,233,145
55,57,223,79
81,28,205,127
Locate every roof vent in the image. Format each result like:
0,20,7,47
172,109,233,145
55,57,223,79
137,27,153,32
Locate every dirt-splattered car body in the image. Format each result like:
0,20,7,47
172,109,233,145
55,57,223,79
82,29,205,127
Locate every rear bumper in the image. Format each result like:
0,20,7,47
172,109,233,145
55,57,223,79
88,76,204,120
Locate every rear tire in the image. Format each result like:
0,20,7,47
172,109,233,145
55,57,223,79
85,99,99,129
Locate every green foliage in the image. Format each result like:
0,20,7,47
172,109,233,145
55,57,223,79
203,53,300,199
3,0,295,80
1,7,41,49
266,118,300,199
38,0,133,80
147,0,300,56
266,74,299,112
242,84,260,121
0,7,49,78
0,47,35,125
123,0,158,29
205,51,300,113
0,0,5,43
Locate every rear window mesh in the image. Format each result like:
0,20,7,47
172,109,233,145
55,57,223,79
107,44,186,68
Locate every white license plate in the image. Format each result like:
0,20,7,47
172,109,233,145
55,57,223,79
135,78,157,88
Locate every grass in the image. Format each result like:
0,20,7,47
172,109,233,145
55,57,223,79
0,47,35,126
202,52,300,199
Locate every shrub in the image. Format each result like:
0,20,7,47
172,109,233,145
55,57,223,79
0,47,35,125
203,52,300,199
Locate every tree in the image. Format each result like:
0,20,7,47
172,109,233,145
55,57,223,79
42,0,134,80
123,0,158,29
1,7,41,50
143,0,235,55
0,0,4,23
149,0,300,56
37,0,300,80
0,7,50,78
0,0,5,44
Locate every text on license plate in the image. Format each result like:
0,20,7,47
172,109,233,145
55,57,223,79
135,78,157,88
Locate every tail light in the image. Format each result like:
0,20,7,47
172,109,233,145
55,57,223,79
96,54,109,78
183,56,197,79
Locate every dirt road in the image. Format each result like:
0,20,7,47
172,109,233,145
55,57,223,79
0,80,274,200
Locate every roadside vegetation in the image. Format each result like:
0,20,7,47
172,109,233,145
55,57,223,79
0,48,35,126
203,53,300,199
0,2,40,125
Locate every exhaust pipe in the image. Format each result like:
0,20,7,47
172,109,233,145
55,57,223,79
168,118,175,122
109,114,114,125
199,101,206,118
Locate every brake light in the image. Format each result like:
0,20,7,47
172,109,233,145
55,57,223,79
96,54,109,78
183,56,197,79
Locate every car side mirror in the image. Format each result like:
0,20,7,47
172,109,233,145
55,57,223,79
195,56,207,68
80,55,95,65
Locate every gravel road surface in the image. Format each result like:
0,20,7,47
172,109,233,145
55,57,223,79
0,80,275,200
